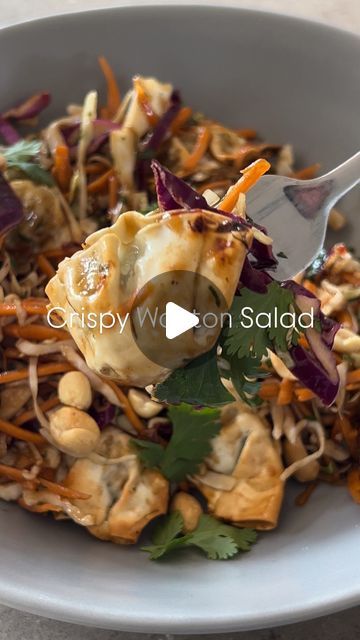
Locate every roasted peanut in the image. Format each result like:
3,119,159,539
58,371,92,410
128,389,163,418
49,406,100,457
170,492,203,533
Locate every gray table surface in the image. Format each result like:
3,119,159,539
0,604,359,639
0,0,359,638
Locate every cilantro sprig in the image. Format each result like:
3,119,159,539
1,140,54,186
155,281,302,407
132,404,221,482
142,511,257,561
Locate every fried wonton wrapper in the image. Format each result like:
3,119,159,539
191,404,284,530
111,76,173,191
64,428,169,544
7,181,72,250
46,209,252,387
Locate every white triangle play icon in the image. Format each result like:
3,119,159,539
165,302,199,340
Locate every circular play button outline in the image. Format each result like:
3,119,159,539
130,270,229,369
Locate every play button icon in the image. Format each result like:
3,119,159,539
165,302,199,340
130,270,228,369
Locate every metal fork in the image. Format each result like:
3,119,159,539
246,151,360,280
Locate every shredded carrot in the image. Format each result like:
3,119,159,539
133,76,159,127
3,323,69,342
200,179,231,193
170,106,193,134
52,145,72,192
98,56,121,118
292,163,321,180
108,173,119,210
298,334,310,349
40,477,90,500
85,162,107,175
346,383,360,391
0,362,73,386
259,381,280,399
347,468,360,504
87,168,114,194
302,279,318,295
105,379,146,436
347,369,360,385
36,254,56,280
0,418,46,446
0,298,48,317
0,464,31,483
295,482,318,506
14,396,60,426
302,281,318,295
18,498,62,513
23,299,49,315
219,158,271,213
181,126,211,174
294,387,316,402
0,464,89,500
236,128,257,140
277,379,294,405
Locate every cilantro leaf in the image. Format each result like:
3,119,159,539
142,513,257,561
190,531,238,560
10,162,54,186
195,515,257,552
2,140,42,163
132,404,222,482
142,512,187,560
2,139,54,186
223,282,300,360
155,348,232,406
162,405,221,481
152,510,184,545
131,439,164,469
222,353,269,406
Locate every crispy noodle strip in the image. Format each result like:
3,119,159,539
28,357,51,430
281,420,325,482
271,405,298,443
16,338,74,357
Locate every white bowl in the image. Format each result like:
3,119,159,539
0,5,359,633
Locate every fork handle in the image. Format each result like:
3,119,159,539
317,150,360,205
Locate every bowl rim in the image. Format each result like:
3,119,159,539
0,3,359,632
1,0,360,43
